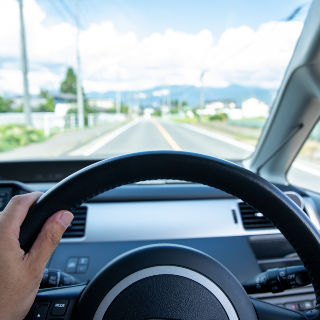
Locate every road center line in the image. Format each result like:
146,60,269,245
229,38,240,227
151,118,183,151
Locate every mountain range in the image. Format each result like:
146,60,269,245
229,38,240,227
86,84,276,108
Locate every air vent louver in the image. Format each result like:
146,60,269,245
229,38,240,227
238,202,275,230
62,206,87,238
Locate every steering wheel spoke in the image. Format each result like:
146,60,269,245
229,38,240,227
24,284,86,320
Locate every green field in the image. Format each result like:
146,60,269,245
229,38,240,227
0,124,45,152
174,116,265,146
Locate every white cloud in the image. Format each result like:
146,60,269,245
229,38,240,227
0,0,304,94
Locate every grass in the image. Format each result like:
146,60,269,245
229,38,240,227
0,124,46,152
174,117,263,146
175,116,320,165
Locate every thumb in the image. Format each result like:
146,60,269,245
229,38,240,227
26,210,73,269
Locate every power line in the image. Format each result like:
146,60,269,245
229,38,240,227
48,1,71,24
57,0,76,22
57,0,85,29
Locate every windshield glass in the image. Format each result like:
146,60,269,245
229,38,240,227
0,0,311,161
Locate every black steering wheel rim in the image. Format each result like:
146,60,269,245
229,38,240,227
19,151,320,308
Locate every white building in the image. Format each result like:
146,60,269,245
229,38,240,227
198,100,237,116
88,98,115,110
241,98,269,118
12,96,46,110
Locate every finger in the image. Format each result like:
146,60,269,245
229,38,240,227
27,210,73,269
1,192,43,230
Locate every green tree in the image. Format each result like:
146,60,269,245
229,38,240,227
0,96,13,112
35,89,55,112
61,67,102,125
60,67,77,94
120,104,129,114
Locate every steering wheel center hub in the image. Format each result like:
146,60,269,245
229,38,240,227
76,244,257,320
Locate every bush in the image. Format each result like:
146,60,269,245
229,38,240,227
0,124,45,152
152,109,162,117
209,113,228,121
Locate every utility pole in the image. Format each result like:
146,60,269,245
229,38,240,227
200,70,207,109
116,91,121,114
75,0,84,128
167,90,171,109
18,0,32,126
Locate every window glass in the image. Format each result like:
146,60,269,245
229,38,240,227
0,0,311,161
288,121,320,191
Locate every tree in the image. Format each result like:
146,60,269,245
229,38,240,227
120,104,129,114
36,89,55,112
0,96,13,112
60,67,77,94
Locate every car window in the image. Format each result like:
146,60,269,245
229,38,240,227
0,0,311,162
288,121,320,192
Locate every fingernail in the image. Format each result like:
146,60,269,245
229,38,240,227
58,211,74,228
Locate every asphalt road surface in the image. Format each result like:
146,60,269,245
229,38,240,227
0,116,318,191
71,118,252,160
69,117,320,192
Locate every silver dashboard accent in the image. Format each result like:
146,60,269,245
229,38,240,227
25,182,320,243
61,199,280,243
93,266,239,320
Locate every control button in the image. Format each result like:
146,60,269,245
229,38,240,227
79,257,89,265
298,301,314,311
66,257,78,273
51,300,68,316
284,303,298,311
32,304,49,319
77,264,88,273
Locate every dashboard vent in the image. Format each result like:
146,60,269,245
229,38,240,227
238,202,274,230
62,206,87,238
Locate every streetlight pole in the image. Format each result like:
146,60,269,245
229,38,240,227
75,0,84,128
17,0,32,126
200,70,208,109
116,91,121,114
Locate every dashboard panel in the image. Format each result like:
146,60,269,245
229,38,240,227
0,181,318,312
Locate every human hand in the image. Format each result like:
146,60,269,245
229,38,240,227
0,192,73,320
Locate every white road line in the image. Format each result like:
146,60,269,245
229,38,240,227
180,122,254,152
69,119,139,156
292,162,320,177
179,122,320,177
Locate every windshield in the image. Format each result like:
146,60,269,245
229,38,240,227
0,0,311,161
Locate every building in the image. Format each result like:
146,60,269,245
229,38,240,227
241,98,269,118
198,99,237,116
88,98,115,110
11,95,46,110
53,93,76,116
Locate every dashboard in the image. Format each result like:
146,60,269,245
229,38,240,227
1,180,319,313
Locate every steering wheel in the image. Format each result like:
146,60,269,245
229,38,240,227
20,151,320,319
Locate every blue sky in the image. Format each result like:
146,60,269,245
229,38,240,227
38,0,310,38
0,0,311,94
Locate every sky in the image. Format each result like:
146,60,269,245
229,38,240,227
0,0,312,95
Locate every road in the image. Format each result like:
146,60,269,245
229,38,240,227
0,116,318,191
69,117,320,192
70,118,252,159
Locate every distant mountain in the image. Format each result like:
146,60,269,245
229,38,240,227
87,84,276,108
